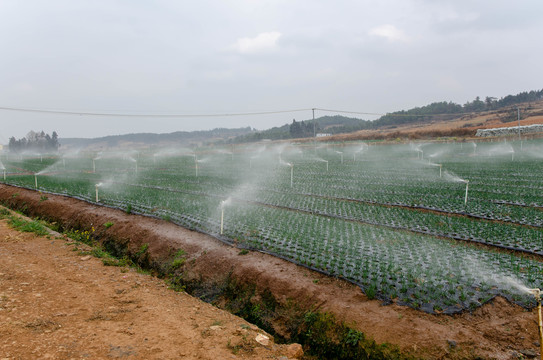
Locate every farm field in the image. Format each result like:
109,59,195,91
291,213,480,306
2,139,543,315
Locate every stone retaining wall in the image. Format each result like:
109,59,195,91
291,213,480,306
476,124,543,137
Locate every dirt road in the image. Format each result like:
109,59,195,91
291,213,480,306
0,216,302,360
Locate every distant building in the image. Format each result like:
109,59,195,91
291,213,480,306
316,133,332,137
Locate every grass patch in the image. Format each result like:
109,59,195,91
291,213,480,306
295,311,411,359
0,207,12,217
165,248,187,292
6,216,49,236
103,221,114,228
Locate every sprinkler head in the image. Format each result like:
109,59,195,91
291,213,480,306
529,288,541,299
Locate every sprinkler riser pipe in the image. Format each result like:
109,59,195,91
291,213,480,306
290,165,293,188
95,185,99,202
539,297,543,360
220,208,224,235
34,174,37,189
464,181,469,205
529,289,543,360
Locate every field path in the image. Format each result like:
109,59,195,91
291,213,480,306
0,213,302,359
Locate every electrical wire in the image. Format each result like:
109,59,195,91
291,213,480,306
0,106,312,118
0,105,540,119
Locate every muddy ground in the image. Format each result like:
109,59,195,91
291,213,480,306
0,184,540,359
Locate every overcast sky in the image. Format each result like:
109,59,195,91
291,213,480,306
1,0,542,141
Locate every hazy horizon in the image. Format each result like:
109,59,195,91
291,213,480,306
1,1,542,142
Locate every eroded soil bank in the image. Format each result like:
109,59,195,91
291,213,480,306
0,184,540,359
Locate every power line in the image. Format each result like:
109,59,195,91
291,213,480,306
1,105,540,119
315,108,384,116
0,106,312,118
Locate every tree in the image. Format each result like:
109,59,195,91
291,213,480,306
290,119,303,138
485,97,497,110
7,130,60,153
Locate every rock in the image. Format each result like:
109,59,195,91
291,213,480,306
447,339,457,348
255,333,270,346
519,349,538,358
284,343,304,359
80,255,92,261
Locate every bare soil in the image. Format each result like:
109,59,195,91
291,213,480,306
0,184,541,360
320,100,543,142
0,209,303,359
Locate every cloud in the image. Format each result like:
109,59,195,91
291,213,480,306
234,31,282,54
368,24,408,42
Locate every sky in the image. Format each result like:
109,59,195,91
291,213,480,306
1,0,542,141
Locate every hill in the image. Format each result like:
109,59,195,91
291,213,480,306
51,88,543,150
229,89,543,143
59,127,254,151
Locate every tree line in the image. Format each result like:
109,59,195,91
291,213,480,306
8,130,60,153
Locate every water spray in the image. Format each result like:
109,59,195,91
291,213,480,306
336,151,343,164
528,288,543,359
92,158,96,173
195,156,199,177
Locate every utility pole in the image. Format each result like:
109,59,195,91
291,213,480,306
312,108,316,154
517,107,521,141
312,108,316,137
